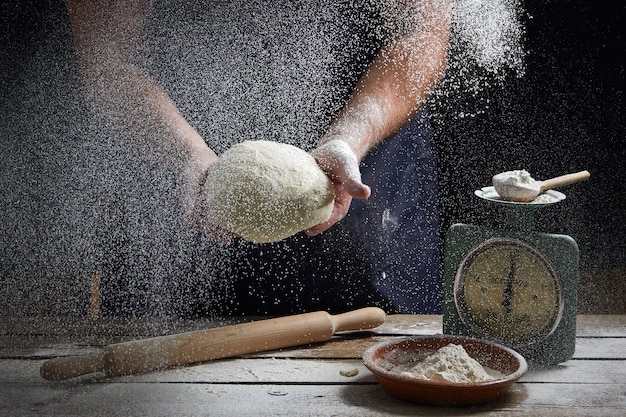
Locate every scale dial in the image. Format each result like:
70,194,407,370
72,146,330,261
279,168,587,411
454,237,564,347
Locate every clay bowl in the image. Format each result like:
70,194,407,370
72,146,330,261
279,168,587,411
363,335,527,406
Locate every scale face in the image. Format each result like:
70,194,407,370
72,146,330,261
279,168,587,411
454,237,563,347
443,220,579,365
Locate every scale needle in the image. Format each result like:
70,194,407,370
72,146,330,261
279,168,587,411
502,251,515,314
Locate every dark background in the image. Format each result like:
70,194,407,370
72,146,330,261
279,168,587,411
432,0,624,312
433,0,624,269
1,0,623,315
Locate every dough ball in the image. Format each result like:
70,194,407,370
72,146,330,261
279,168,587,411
203,140,335,243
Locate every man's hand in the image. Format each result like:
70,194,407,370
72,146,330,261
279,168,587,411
305,140,371,236
179,148,236,243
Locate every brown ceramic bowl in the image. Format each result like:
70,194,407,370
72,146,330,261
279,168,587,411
363,335,527,406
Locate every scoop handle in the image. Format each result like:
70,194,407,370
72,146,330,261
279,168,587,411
330,307,387,333
540,170,590,191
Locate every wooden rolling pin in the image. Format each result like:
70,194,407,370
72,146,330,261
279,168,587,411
40,307,385,381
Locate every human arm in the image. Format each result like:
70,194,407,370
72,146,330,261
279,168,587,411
306,0,451,235
66,0,231,240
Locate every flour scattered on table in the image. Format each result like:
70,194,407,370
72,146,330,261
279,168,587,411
396,344,501,383
339,368,359,378
267,390,288,396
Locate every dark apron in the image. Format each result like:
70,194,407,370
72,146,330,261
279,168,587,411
226,110,442,315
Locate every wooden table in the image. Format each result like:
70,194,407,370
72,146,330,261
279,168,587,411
1,314,624,416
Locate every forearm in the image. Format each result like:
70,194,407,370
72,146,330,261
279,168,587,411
85,62,213,165
67,0,223,235
67,0,216,172
322,0,451,160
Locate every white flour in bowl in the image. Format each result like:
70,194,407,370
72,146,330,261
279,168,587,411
395,344,502,383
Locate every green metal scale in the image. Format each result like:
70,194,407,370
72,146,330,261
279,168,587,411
443,187,579,365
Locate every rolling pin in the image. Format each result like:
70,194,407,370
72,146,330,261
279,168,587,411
40,307,385,381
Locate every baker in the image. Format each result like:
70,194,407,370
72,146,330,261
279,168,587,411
67,0,451,316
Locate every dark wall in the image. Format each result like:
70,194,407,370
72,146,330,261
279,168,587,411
433,0,624,269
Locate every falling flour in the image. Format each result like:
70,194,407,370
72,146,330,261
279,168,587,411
451,0,525,75
397,344,500,383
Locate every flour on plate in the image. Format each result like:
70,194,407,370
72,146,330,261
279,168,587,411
397,344,500,383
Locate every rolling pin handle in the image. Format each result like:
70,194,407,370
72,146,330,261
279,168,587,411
40,353,105,381
330,307,386,333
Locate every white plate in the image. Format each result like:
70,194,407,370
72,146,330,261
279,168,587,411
475,186,566,207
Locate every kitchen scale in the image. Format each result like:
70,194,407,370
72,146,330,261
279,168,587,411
443,186,579,365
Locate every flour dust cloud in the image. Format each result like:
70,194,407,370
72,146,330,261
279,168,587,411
1,1,527,321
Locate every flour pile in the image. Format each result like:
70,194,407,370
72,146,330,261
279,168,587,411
398,343,499,383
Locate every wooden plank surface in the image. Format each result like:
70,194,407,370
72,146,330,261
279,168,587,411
2,333,625,361
1,382,624,417
574,314,626,337
3,314,625,339
2,315,625,355
1,315,625,417
2,358,625,385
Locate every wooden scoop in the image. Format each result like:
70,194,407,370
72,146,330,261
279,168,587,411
493,170,590,202
40,307,385,381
